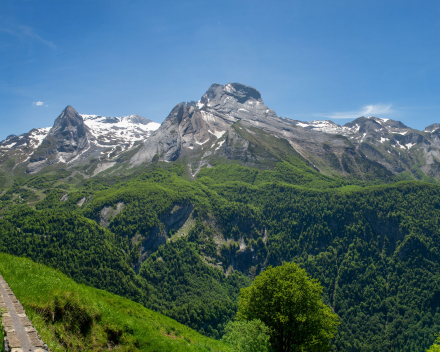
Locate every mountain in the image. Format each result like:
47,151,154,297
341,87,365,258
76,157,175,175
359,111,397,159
292,116,440,179
0,127,51,172
127,83,439,182
26,105,92,173
130,83,354,176
2,82,440,183
0,107,160,178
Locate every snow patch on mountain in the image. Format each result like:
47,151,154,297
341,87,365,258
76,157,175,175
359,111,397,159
81,114,160,145
208,129,226,139
293,120,354,134
29,127,52,148
215,140,225,150
0,127,51,150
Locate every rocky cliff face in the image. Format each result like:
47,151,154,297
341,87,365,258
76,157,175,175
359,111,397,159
26,106,92,173
130,83,392,179
130,83,264,167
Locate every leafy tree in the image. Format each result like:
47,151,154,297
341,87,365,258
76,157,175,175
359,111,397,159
427,334,440,352
222,319,271,352
237,262,340,352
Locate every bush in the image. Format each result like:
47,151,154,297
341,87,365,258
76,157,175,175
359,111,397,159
222,319,271,352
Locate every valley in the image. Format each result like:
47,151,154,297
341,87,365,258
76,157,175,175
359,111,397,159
1,83,440,351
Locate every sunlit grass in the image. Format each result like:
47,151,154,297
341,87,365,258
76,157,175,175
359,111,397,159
0,253,230,352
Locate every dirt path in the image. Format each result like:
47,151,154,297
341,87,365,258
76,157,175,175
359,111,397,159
0,274,47,352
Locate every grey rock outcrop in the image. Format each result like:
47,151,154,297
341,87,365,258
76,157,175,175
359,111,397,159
26,106,92,173
131,83,300,168
130,83,377,178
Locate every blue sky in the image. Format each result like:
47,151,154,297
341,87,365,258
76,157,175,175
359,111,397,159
1,0,440,141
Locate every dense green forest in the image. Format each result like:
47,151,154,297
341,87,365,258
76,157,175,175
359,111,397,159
0,161,439,350
140,238,251,339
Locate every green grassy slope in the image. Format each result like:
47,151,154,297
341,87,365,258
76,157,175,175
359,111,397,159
0,206,149,304
0,253,230,352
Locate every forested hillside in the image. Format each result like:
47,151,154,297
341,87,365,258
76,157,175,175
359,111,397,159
0,161,439,350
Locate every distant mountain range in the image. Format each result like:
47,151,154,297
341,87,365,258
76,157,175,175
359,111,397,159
2,82,440,182
0,107,159,176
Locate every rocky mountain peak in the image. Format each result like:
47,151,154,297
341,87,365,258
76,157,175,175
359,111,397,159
227,83,262,102
424,123,440,133
199,83,263,106
64,105,77,114
342,116,409,135
51,105,88,140
26,105,91,173
125,114,153,125
130,82,278,169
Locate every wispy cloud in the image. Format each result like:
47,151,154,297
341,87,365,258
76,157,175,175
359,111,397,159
317,104,393,119
0,26,56,50
33,101,45,107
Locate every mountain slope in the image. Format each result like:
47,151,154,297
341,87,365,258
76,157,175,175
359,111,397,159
293,116,440,181
128,83,407,182
0,252,230,351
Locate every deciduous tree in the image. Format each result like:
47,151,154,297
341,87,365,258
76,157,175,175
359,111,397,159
237,262,340,352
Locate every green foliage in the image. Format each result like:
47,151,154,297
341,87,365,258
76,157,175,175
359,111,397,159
237,262,339,352
427,334,440,352
222,319,271,352
0,167,255,340
187,220,218,258
1,163,440,350
213,180,440,350
139,238,251,338
0,252,229,351
197,162,345,190
0,206,149,305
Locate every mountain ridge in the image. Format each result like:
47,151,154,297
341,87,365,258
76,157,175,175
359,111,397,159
0,107,160,177
2,82,440,183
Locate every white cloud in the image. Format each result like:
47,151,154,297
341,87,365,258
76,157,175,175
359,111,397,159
318,104,393,119
0,26,56,50
33,101,44,106
362,104,393,116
